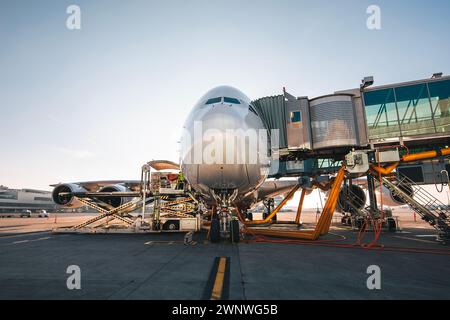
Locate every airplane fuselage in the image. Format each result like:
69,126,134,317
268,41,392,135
180,86,270,207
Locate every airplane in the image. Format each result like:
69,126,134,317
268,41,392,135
51,86,409,242
52,86,299,242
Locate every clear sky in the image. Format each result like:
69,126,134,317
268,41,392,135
1,0,450,204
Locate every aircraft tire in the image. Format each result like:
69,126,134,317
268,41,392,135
210,219,221,243
387,218,397,232
230,220,240,243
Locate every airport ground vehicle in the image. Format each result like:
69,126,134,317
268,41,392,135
0,210,41,218
20,210,32,218
38,210,48,218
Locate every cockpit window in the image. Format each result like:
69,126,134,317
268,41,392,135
224,97,241,104
205,97,222,105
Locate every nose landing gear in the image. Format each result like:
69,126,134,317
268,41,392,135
209,207,241,243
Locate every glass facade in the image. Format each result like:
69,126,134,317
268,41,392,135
429,80,450,134
364,88,400,139
0,190,18,200
395,83,434,136
363,79,450,139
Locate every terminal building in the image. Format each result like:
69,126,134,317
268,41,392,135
0,185,58,213
252,74,450,181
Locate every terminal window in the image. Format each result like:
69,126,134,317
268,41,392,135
0,191,18,200
34,197,52,202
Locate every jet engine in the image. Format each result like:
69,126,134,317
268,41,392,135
96,184,132,208
376,184,414,207
52,183,87,208
337,185,367,212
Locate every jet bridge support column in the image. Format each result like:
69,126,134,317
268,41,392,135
367,174,378,214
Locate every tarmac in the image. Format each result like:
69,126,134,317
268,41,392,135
0,213,449,300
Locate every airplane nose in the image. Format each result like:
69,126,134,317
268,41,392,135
192,105,265,193
200,105,244,132
181,89,269,200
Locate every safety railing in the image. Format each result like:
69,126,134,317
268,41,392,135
381,174,450,239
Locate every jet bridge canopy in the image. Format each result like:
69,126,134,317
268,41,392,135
252,94,288,149
252,90,368,153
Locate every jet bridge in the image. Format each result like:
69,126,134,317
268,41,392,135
254,75,450,177
205,75,450,243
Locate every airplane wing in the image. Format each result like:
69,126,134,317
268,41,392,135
256,179,300,201
50,159,182,208
51,160,181,192
50,180,142,192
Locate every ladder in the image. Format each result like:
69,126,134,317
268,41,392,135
381,173,450,241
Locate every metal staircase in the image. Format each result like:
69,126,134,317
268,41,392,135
381,173,450,241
